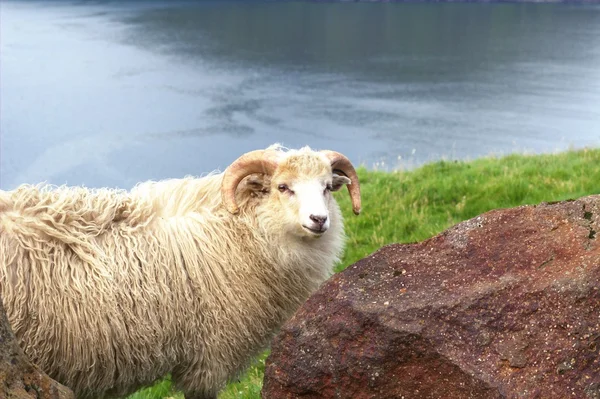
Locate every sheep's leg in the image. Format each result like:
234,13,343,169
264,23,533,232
173,368,219,399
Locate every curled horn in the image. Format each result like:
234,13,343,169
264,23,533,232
221,149,280,214
321,150,362,215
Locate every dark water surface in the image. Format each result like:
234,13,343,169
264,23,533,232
2,1,600,189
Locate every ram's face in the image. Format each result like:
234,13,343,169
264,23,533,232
271,155,350,238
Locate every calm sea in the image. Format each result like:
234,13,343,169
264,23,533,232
1,0,599,189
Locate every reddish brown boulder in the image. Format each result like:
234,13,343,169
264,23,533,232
262,196,600,399
0,299,74,399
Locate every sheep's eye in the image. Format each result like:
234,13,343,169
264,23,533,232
278,184,289,193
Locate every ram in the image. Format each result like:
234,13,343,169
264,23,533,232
0,145,361,399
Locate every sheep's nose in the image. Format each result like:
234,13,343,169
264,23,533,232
310,215,328,227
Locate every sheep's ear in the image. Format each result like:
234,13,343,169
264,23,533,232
331,173,351,192
241,175,270,195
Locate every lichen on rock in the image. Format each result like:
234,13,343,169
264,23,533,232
0,299,73,399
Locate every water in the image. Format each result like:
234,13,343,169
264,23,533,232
2,1,600,190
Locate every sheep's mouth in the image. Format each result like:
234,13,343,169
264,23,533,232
302,225,326,235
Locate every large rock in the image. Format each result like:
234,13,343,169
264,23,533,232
263,196,600,398
0,299,74,399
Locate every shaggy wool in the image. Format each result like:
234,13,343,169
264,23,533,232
0,148,347,398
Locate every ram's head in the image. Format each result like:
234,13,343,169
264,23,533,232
222,146,361,238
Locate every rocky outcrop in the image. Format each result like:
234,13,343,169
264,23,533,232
0,299,74,399
262,196,600,398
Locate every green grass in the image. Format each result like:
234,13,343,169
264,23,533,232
127,148,600,399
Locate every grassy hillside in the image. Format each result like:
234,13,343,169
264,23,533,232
128,148,600,399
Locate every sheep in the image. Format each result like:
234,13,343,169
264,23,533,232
0,145,361,399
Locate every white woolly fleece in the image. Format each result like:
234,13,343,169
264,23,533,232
0,147,348,398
